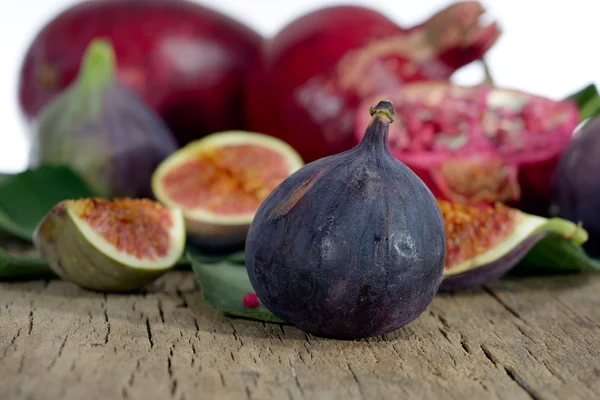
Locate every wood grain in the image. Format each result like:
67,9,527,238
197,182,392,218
1,239,599,400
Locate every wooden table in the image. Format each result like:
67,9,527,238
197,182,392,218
2,238,600,400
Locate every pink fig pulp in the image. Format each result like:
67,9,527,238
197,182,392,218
355,82,580,214
244,1,501,163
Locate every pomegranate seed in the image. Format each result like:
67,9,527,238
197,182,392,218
243,293,260,308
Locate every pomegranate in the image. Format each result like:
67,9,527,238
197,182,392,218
244,1,501,163
355,82,580,214
18,0,262,146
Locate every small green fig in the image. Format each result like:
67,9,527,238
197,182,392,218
28,38,178,198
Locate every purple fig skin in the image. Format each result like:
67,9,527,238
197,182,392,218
98,84,179,198
439,232,547,292
245,100,447,340
553,116,600,258
28,39,178,199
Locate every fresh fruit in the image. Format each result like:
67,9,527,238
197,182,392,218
33,198,186,292
245,100,446,340
355,82,580,214
553,116,600,257
18,0,262,145
243,293,260,308
244,1,500,163
151,131,304,251
439,200,587,291
28,39,178,198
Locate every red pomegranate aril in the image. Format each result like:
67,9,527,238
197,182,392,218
355,82,580,213
243,293,260,308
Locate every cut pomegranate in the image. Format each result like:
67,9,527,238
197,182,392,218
244,1,501,163
355,82,580,214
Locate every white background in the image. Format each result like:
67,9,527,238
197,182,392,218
1,0,598,173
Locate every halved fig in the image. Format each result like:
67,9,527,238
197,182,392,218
33,198,186,292
151,131,304,250
355,82,580,214
439,199,587,291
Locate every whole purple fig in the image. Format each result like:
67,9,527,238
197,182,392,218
553,116,600,257
245,100,447,340
28,38,178,198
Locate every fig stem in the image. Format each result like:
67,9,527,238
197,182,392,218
369,100,395,123
77,38,117,90
481,57,495,86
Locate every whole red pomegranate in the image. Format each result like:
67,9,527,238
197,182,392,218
354,82,581,215
244,1,501,162
18,0,262,146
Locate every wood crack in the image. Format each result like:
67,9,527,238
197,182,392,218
480,344,497,367
504,366,542,400
103,307,110,345
175,288,188,308
459,333,471,355
28,307,34,335
483,287,521,319
145,318,154,349
2,327,22,358
555,297,600,331
438,327,452,344
47,334,69,371
347,363,366,400
481,344,540,400
158,299,165,324
168,346,177,396
219,371,226,387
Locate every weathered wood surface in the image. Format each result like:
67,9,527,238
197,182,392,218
2,238,600,400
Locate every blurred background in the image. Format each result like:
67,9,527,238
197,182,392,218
1,0,598,173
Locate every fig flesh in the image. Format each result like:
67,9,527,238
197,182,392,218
33,198,186,292
245,101,446,340
151,131,304,251
28,39,178,198
553,116,600,257
244,1,501,163
439,200,587,291
355,82,580,214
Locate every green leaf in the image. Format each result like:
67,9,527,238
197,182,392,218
0,247,56,281
0,173,11,185
186,244,245,265
0,165,96,241
579,97,600,122
565,83,600,121
566,83,598,108
517,234,600,273
188,252,286,324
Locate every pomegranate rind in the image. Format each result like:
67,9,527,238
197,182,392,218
440,213,587,290
33,199,186,292
354,82,580,207
151,130,304,248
